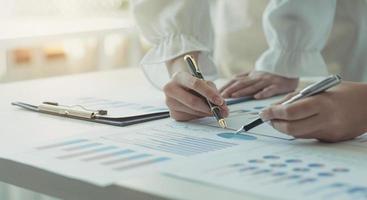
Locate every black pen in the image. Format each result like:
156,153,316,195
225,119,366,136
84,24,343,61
184,55,227,128
236,75,342,134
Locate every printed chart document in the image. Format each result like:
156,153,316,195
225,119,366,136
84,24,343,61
0,119,241,187
195,96,294,140
3,95,367,200
162,136,367,200
1,96,300,187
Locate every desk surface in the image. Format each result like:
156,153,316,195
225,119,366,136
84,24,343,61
0,68,268,200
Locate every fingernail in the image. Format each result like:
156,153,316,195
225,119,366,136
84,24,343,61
254,94,261,99
222,108,229,117
214,96,224,105
268,121,276,130
231,93,239,98
224,106,229,114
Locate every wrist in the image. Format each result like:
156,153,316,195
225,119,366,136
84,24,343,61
359,83,367,132
346,82,367,133
166,52,199,77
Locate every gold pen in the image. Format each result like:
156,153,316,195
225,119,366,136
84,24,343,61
184,55,227,128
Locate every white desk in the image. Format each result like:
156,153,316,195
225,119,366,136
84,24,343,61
0,68,269,200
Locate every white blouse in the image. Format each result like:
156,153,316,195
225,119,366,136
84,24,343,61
131,0,367,88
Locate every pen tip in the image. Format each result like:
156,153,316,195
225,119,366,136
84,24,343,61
218,119,227,129
234,127,243,135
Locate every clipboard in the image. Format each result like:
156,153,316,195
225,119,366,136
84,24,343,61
11,101,170,127
11,96,252,127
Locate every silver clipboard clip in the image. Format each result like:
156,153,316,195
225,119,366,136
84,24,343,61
38,102,108,119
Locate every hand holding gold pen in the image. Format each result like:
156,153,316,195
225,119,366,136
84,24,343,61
184,55,228,128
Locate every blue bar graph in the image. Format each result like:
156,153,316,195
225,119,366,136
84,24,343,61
36,137,173,172
104,131,237,156
114,157,170,171
36,139,88,150
82,149,134,162
63,142,102,151
57,146,118,159
101,153,152,165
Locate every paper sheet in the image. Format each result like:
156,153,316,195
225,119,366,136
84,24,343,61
4,94,366,200
1,119,243,186
163,138,367,200
0,96,298,187
195,96,294,140
64,96,168,117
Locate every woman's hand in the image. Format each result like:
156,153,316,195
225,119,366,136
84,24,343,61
260,82,367,142
164,72,229,121
164,53,229,121
220,70,299,99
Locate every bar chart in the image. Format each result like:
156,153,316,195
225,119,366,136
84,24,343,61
35,138,171,172
9,119,242,186
196,97,295,140
102,127,237,156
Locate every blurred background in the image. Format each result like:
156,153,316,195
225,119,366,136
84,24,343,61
0,0,145,199
0,0,348,84
0,0,153,84
0,0,272,85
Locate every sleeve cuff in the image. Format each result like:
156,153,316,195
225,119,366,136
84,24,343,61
255,48,329,78
140,34,217,89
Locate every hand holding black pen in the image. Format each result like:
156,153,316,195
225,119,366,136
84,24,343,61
236,75,342,133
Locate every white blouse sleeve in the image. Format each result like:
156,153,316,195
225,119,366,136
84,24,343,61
131,0,217,89
255,0,337,78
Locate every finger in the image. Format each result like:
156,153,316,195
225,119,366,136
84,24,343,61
235,71,250,78
219,72,249,93
221,77,259,96
170,108,228,122
164,83,211,114
207,81,218,91
219,79,237,94
260,96,320,121
306,129,357,143
206,81,230,116
220,72,250,93
166,98,212,117
169,110,202,121
254,85,279,99
164,82,229,117
270,114,321,137
315,133,352,143
174,72,225,106
292,130,346,143
221,78,260,98
272,92,299,105
231,80,268,98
